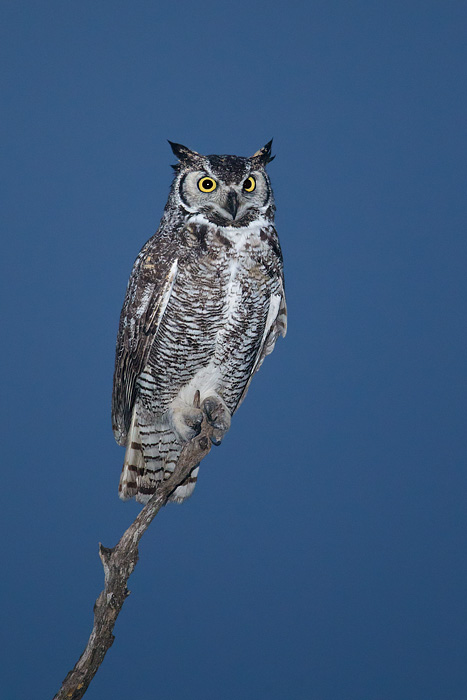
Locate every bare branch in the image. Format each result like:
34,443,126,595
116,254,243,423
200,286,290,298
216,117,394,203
53,421,213,700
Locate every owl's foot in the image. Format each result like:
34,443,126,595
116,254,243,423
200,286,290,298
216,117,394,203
202,395,231,446
171,405,204,442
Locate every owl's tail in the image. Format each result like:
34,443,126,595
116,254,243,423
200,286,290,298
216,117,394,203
119,407,199,504
118,408,145,502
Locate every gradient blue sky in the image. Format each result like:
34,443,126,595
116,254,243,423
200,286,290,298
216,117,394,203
2,2,467,699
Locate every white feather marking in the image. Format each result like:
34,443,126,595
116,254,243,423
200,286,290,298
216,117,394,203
188,213,271,236
224,220,270,251
264,294,281,341
136,285,154,316
171,465,200,503
159,259,178,319
171,482,196,502
250,293,282,376
141,258,178,332
224,259,242,321
173,362,221,410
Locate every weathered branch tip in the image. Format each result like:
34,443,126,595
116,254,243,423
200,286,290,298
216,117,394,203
53,420,213,700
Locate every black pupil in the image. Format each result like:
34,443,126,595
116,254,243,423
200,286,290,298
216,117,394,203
204,179,213,189
245,178,253,189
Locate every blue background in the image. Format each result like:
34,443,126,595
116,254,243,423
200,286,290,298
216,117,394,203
2,2,466,698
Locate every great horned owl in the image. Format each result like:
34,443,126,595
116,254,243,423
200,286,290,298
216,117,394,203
112,141,287,504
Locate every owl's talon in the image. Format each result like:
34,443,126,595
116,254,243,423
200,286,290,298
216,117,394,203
210,429,224,446
202,396,231,445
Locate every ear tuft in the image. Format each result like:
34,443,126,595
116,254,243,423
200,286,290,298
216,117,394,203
251,139,275,166
168,141,200,162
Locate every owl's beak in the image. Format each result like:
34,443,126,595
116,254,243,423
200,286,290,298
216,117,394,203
224,190,239,220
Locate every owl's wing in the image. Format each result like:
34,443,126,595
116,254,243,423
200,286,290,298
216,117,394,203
235,276,287,411
112,237,178,445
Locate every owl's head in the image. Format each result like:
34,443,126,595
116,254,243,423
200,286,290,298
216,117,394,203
167,141,275,227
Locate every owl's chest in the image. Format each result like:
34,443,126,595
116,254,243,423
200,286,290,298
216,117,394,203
179,221,272,299
157,223,271,345
144,222,276,398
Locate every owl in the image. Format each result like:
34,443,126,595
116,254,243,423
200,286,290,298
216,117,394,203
112,141,287,504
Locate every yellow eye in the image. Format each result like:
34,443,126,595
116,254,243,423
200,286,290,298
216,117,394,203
198,177,217,192
243,175,256,192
